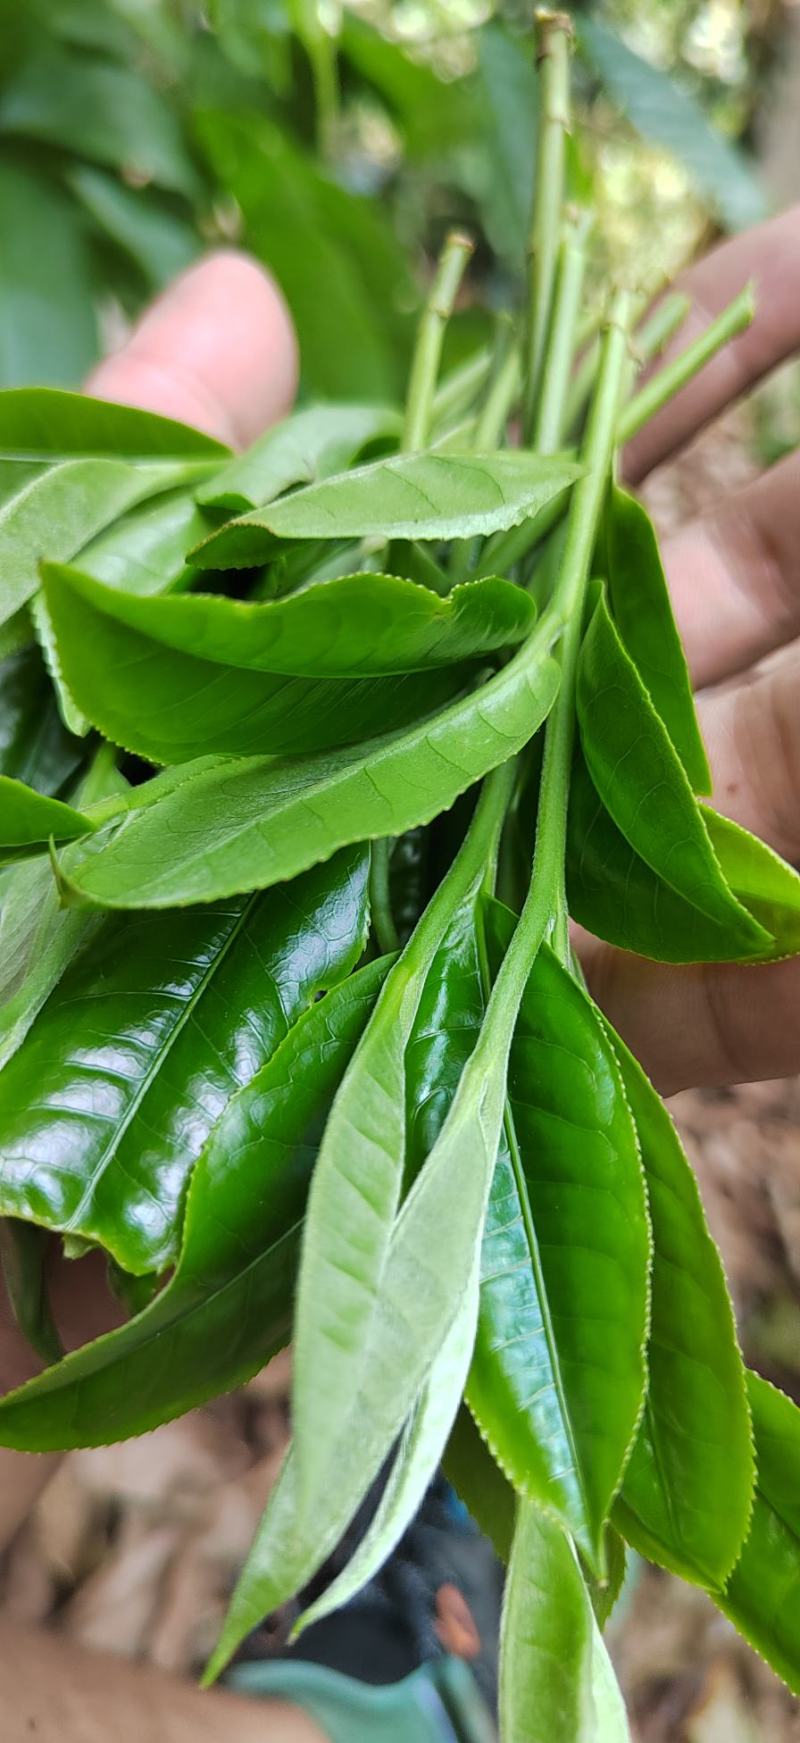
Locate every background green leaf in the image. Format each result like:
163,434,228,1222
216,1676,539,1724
578,16,766,232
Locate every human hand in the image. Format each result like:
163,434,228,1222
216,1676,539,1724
582,205,800,1094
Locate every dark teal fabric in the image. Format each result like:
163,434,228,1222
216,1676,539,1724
225,1655,496,1742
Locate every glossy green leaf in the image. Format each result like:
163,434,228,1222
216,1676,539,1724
36,493,215,739
0,957,389,1451
601,486,710,794
578,17,765,232
576,588,767,954
716,1375,800,1695
500,1503,630,1743
61,624,561,908
0,46,197,197
443,1404,516,1565
406,900,649,1563
703,808,800,955
0,388,228,460
0,456,209,631
193,451,582,570
0,645,83,795
0,776,93,859
296,1271,480,1638
67,165,199,290
43,563,467,762
198,403,402,512
0,849,369,1276
608,1035,753,1589
475,917,648,1562
566,752,789,964
0,756,121,1071
0,1219,63,1366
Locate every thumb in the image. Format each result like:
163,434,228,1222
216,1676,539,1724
85,249,298,448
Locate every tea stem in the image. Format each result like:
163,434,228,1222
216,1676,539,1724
534,210,590,455
403,232,474,452
523,11,573,443
473,329,522,451
617,282,754,446
534,288,633,961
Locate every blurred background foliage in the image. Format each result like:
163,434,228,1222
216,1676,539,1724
0,0,789,406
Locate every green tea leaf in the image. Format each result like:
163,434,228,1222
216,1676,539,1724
500,1502,630,1742
49,565,535,677
0,849,368,1276
578,17,765,232
576,588,766,954
601,487,710,793
198,403,402,512
290,775,513,1515
193,451,582,570
61,625,561,908
609,1035,753,1589
716,1375,800,1694
0,456,208,631
703,808,800,955
0,388,228,460
408,900,649,1563
0,957,389,1451
567,752,788,963
296,1269,480,1637
41,561,536,762
473,915,648,1564
75,491,212,596
0,776,93,859
43,563,467,761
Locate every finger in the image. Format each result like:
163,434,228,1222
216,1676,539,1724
696,638,800,864
585,944,800,1096
625,204,800,483
662,447,800,688
86,250,298,448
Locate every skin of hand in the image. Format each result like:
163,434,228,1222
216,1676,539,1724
2,213,800,1527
